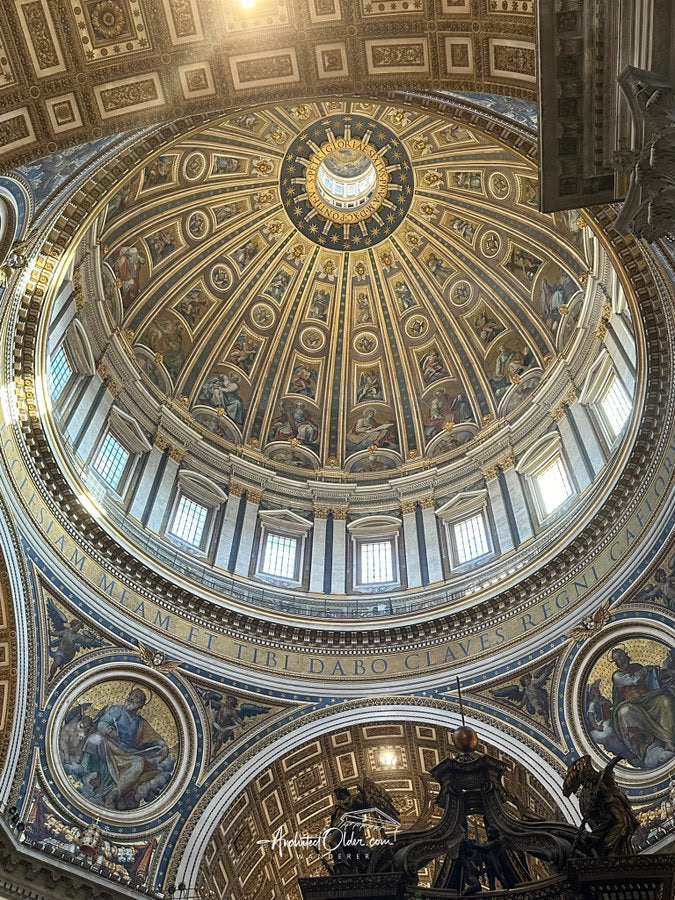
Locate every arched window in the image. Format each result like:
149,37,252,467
436,491,493,569
49,345,73,400
580,350,633,446
516,433,576,522
87,407,152,499
165,471,226,553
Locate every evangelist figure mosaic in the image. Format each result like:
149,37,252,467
58,679,178,811
584,638,675,770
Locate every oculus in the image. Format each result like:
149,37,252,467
316,147,379,212
280,114,413,250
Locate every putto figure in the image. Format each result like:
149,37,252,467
47,599,103,680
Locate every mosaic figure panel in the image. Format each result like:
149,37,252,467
487,338,536,399
583,638,675,770
57,679,179,811
174,286,212,331
198,372,246,425
141,313,191,383
200,690,274,759
534,264,581,333
422,385,473,440
46,596,105,682
268,400,320,452
635,553,675,612
346,406,398,453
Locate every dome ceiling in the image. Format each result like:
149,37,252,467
98,99,588,478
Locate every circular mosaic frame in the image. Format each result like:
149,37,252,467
46,664,196,827
280,114,414,250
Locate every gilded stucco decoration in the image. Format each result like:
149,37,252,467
0,0,541,168
93,99,587,476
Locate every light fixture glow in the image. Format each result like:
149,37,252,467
379,748,398,768
239,0,256,8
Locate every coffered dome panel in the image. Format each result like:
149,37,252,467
96,99,588,478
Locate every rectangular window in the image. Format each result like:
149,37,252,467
169,496,208,547
600,377,631,438
261,533,298,579
49,346,72,400
92,433,130,490
360,540,394,585
536,456,574,517
453,513,490,564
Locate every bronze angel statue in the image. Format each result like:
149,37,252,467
47,599,104,680
563,755,639,856
328,780,400,875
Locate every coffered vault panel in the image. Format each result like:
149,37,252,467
198,723,561,900
0,0,539,168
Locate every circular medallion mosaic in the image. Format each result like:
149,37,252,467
405,315,429,338
47,667,195,826
578,635,675,775
300,327,325,352
353,331,379,355
280,114,414,250
251,303,275,329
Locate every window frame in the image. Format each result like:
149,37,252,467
348,516,401,592
85,408,152,501
597,374,631,443
91,430,132,493
255,510,312,587
452,512,492,566
359,538,395,586
516,433,577,524
164,471,226,556
580,350,633,449
436,491,494,571
48,344,75,403
168,493,211,549
532,454,575,519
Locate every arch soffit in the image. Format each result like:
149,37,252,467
173,699,581,892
